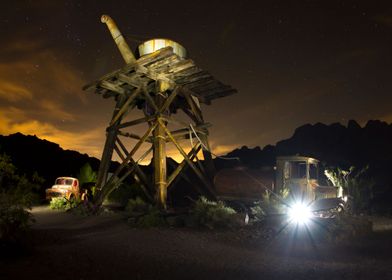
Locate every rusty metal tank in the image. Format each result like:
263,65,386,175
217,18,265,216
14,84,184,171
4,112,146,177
214,166,274,202
138,39,187,59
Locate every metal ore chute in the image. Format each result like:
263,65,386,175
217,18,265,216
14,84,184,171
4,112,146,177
84,15,237,209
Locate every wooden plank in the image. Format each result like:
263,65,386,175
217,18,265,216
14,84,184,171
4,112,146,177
164,59,195,74
148,54,179,72
139,47,175,67
100,80,126,95
187,79,220,91
177,73,212,85
172,67,202,80
117,73,143,88
118,116,155,129
117,130,153,143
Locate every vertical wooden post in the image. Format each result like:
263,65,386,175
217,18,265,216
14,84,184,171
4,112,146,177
153,80,169,209
95,95,125,197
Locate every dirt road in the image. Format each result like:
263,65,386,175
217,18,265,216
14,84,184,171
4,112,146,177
1,206,392,279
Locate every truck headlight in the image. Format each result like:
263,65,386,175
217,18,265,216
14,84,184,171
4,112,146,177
288,203,312,225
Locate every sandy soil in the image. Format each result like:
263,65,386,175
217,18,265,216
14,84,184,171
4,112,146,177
1,206,392,280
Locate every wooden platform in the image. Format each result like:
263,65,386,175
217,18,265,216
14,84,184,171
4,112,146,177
83,47,237,105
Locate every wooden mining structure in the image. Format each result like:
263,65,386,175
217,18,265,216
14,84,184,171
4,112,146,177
84,15,236,209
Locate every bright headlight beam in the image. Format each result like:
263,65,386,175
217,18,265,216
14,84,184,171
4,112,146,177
288,203,312,225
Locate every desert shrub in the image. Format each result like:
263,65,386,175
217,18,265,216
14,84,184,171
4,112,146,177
107,183,148,207
49,197,68,210
191,196,237,229
49,196,81,211
125,197,166,228
325,166,376,214
69,200,103,216
126,196,148,213
250,201,266,222
136,207,166,228
0,193,33,243
250,190,286,223
0,154,41,244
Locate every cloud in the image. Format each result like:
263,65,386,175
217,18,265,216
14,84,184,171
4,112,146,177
39,99,76,121
0,108,104,157
0,80,33,101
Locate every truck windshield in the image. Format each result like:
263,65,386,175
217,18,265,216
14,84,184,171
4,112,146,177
290,162,307,179
56,179,74,185
309,163,318,179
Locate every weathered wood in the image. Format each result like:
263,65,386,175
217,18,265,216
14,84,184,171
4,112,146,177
95,95,126,204
118,116,155,129
141,90,159,112
116,137,153,199
105,123,157,190
167,143,201,187
117,73,143,88
159,118,215,199
117,130,153,143
100,80,126,95
160,86,180,113
110,88,141,126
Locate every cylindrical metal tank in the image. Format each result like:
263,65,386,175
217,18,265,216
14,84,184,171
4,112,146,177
214,167,274,202
138,39,187,58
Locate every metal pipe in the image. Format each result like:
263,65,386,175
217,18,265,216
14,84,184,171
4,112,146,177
101,14,136,64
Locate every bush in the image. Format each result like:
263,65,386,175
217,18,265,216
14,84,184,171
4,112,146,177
49,197,68,210
126,197,166,228
0,154,41,244
0,193,33,242
325,166,376,214
191,196,237,229
107,183,148,207
49,197,81,211
250,190,287,223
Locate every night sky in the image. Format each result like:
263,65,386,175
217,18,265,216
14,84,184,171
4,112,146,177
1,1,391,161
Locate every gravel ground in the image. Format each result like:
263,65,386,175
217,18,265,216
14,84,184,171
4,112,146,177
1,206,392,280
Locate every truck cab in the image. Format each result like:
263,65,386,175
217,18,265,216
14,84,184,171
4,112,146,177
275,156,338,203
45,177,81,201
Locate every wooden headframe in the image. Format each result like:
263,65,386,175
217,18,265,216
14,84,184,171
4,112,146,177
84,47,236,209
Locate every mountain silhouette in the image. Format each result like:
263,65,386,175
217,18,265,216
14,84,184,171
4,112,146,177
1,120,391,211
0,133,100,191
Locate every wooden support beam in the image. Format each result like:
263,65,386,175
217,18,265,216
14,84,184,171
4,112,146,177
184,94,203,123
115,138,153,201
160,86,180,113
141,90,159,112
100,80,126,95
167,142,201,187
103,123,157,194
94,95,127,205
159,118,215,199
117,130,153,143
117,73,143,88
110,88,141,126
118,116,155,129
